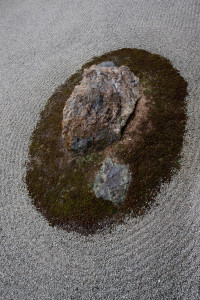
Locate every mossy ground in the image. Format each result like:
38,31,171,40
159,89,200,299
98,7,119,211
26,48,187,235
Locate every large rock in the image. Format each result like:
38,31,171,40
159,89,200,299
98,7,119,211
93,158,132,206
62,63,141,154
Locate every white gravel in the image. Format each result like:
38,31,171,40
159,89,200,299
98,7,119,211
0,0,200,299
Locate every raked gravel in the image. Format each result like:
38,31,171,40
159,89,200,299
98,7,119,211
0,1,200,299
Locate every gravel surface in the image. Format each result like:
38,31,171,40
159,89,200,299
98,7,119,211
0,0,200,299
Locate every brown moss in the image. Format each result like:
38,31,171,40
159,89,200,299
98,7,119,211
26,48,187,235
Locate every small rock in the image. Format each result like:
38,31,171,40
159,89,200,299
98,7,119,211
62,63,141,154
93,158,132,205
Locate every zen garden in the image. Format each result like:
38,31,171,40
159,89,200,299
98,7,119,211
26,48,187,235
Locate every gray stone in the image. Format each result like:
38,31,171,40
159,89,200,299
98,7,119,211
93,158,132,205
62,64,141,154
98,61,116,68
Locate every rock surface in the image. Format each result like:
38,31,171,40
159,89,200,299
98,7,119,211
93,158,132,205
62,63,140,154
98,61,116,68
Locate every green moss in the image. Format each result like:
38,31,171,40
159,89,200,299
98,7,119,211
26,48,187,234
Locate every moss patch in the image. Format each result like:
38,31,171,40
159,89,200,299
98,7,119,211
26,48,187,234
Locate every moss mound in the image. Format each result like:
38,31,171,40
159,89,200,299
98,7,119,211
26,48,187,235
